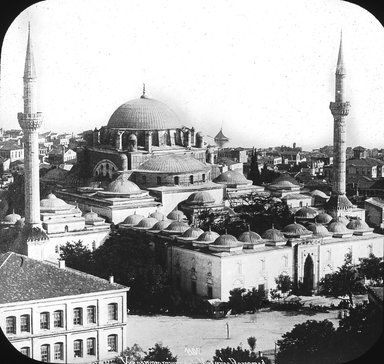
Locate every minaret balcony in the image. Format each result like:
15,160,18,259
329,101,350,117
18,112,43,130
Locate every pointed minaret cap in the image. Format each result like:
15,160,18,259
24,22,36,79
336,30,346,75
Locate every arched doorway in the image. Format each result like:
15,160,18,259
303,254,314,295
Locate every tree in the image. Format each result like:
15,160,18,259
275,274,293,295
228,288,247,314
116,344,146,363
59,240,95,274
144,343,177,362
318,253,365,306
247,336,257,353
244,288,265,312
213,346,271,364
275,320,339,364
358,253,384,285
248,148,261,185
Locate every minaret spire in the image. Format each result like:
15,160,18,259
336,30,346,76
24,22,36,81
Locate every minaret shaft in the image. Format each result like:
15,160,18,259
18,25,42,226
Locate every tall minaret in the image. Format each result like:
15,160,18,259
17,24,43,226
329,33,350,197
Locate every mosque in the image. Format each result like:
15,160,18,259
3,29,383,300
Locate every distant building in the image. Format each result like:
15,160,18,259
0,141,24,163
365,197,384,230
48,146,77,165
214,128,229,148
0,251,129,363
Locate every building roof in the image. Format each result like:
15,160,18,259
214,128,229,141
347,157,384,167
325,194,353,212
137,154,209,174
0,252,127,304
0,140,23,151
107,94,181,130
365,197,384,208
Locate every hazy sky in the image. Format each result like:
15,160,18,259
0,0,383,150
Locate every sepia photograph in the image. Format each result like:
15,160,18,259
0,0,383,363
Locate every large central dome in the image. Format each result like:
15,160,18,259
107,95,181,130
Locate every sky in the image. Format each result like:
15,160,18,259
0,0,383,151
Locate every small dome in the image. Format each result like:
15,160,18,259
213,170,250,185
328,221,351,234
282,222,312,237
136,217,158,228
331,216,350,226
182,227,204,239
150,210,165,220
166,221,190,233
107,96,181,130
315,213,333,224
123,213,144,225
186,191,215,205
238,230,263,243
262,228,286,242
167,209,187,221
151,219,172,231
106,175,141,195
306,223,331,237
311,189,328,198
269,174,300,189
295,206,318,219
212,234,241,247
138,154,209,174
196,229,220,242
347,218,371,231
3,211,21,224
40,193,71,211
83,210,104,224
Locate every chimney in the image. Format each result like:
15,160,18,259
109,275,114,284
58,259,66,269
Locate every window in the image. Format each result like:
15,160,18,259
157,176,161,185
54,342,63,360
41,344,50,362
40,312,50,330
54,310,63,328
73,308,83,325
189,175,194,184
87,338,96,355
20,347,30,357
87,306,96,324
191,281,197,295
107,334,118,352
55,245,59,254
6,316,16,334
202,173,206,182
73,339,83,358
108,303,118,321
174,176,179,185
207,286,213,299
20,314,30,333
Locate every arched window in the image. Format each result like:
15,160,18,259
87,305,96,324
64,225,69,232
41,344,50,362
73,307,83,325
54,342,63,360
87,338,96,355
202,173,206,182
189,175,194,184
6,316,16,334
107,334,118,352
20,314,30,333
40,312,50,330
20,347,30,358
108,303,118,321
73,339,83,358
54,310,63,328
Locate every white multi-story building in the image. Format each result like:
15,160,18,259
0,252,129,363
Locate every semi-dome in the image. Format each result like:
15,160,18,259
136,217,158,229
196,229,220,242
40,193,72,211
138,154,209,174
262,228,286,242
167,209,187,221
213,170,250,185
181,227,204,239
331,215,350,226
186,191,215,205
106,175,141,195
123,212,144,225
315,212,333,225
282,222,312,237
150,210,165,221
295,206,318,219
306,222,332,237
166,221,190,233
107,96,181,130
212,234,242,247
151,219,172,231
3,211,21,224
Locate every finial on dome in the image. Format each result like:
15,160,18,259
272,223,275,229
141,83,146,99
247,224,251,231
90,207,93,213
224,229,228,234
